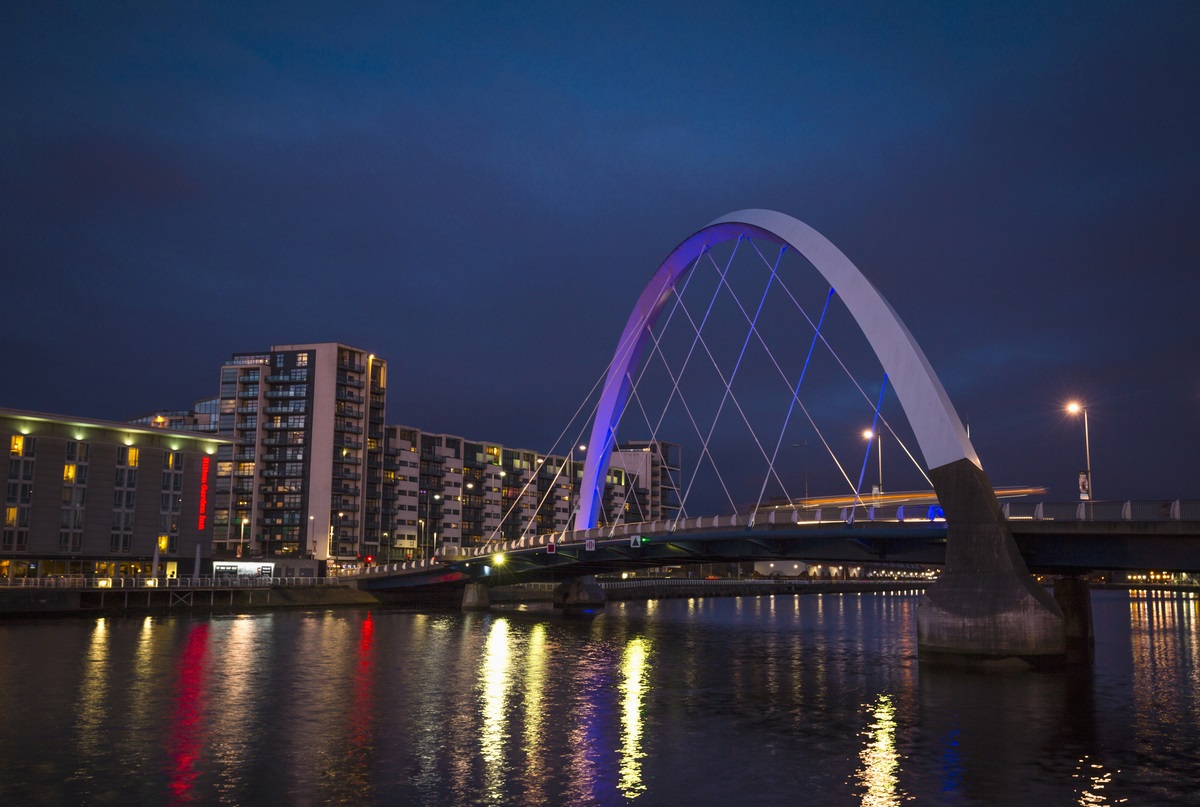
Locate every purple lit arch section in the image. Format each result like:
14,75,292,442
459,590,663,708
575,209,980,530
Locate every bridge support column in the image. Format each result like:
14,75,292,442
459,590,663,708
919,459,1066,666
462,582,490,611
1053,576,1094,663
552,576,606,613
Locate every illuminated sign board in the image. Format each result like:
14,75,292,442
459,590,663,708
197,456,210,530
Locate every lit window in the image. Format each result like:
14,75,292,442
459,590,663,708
9,436,22,456
63,463,76,483
4,507,14,527
158,534,169,551
127,447,139,468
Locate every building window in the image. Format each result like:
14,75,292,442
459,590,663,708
9,436,22,456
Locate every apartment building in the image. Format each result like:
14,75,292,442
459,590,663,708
379,428,680,560
211,343,386,569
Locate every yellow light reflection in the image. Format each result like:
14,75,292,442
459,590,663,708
480,618,511,801
1074,755,1119,805
523,623,549,805
75,619,109,765
619,636,651,798
856,693,903,806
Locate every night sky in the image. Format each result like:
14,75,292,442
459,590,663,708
3,1,1198,504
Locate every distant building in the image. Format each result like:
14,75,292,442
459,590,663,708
127,398,220,434
383,430,680,560
612,440,682,523
127,397,220,433
1,408,229,579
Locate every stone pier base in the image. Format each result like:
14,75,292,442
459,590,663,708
462,582,491,611
919,458,1067,666
917,572,1066,666
552,576,606,613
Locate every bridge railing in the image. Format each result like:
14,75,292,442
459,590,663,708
0,575,345,590
1002,500,1193,522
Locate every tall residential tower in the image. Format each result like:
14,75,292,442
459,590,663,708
213,343,386,569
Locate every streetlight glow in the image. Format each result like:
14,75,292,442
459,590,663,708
1066,401,1093,501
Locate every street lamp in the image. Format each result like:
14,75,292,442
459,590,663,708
863,429,882,496
1067,401,1093,501
422,493,441,558
308,515,315,559
570,444,586,531
240,517,249,558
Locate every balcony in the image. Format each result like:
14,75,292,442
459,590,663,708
334,438,363,451
335,423,364,435
335,406,363,419
262,436,304,447
336,374,365,389
265,389,307,399
264,405,305,415
236,405,259,414
336,390,364,404
338,360,366,373
261,469,303,479
237,390,260,399
336,456,362,466
335,469,362,481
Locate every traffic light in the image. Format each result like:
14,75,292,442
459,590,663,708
365,555,374,565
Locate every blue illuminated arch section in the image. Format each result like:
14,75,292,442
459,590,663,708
576,209,979,530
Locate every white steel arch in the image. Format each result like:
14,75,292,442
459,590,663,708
576,209,979,530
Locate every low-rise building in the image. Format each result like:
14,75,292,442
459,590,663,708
1,408,229,579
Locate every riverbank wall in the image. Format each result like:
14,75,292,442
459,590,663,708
0,584,378,617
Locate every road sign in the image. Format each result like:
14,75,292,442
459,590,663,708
547,542,556,554
585,539,595,551
630,535,640,547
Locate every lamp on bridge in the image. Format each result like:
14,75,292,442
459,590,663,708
862,429,882,497
1067,401,1093,501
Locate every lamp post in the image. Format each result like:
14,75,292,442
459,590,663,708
1067,401,1093,501
240,517,249,558
570,444,586,531
863,429,882,497
308,515,315,559
422,493,441,558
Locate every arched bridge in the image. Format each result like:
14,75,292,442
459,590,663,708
362,211,1193,665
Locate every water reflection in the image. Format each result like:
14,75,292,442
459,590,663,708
479,617,512,801
854,693,901,806
73,619,109,780
168,623,208,805
7,593,1200,804
619,636,650,798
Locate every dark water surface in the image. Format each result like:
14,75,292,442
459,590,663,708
1,589,1198,805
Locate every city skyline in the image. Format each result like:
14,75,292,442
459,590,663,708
3,2,1198,501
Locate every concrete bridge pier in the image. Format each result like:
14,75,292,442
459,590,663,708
919,459,1067,666
1053,576,1095,663
552,576,606,613
462,582,491,611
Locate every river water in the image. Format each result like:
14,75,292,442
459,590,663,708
0,589,1198,806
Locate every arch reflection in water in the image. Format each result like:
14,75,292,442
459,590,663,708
619,636,651,798
855,693,902,806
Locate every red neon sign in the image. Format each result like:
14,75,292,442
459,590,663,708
197,456,210,530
